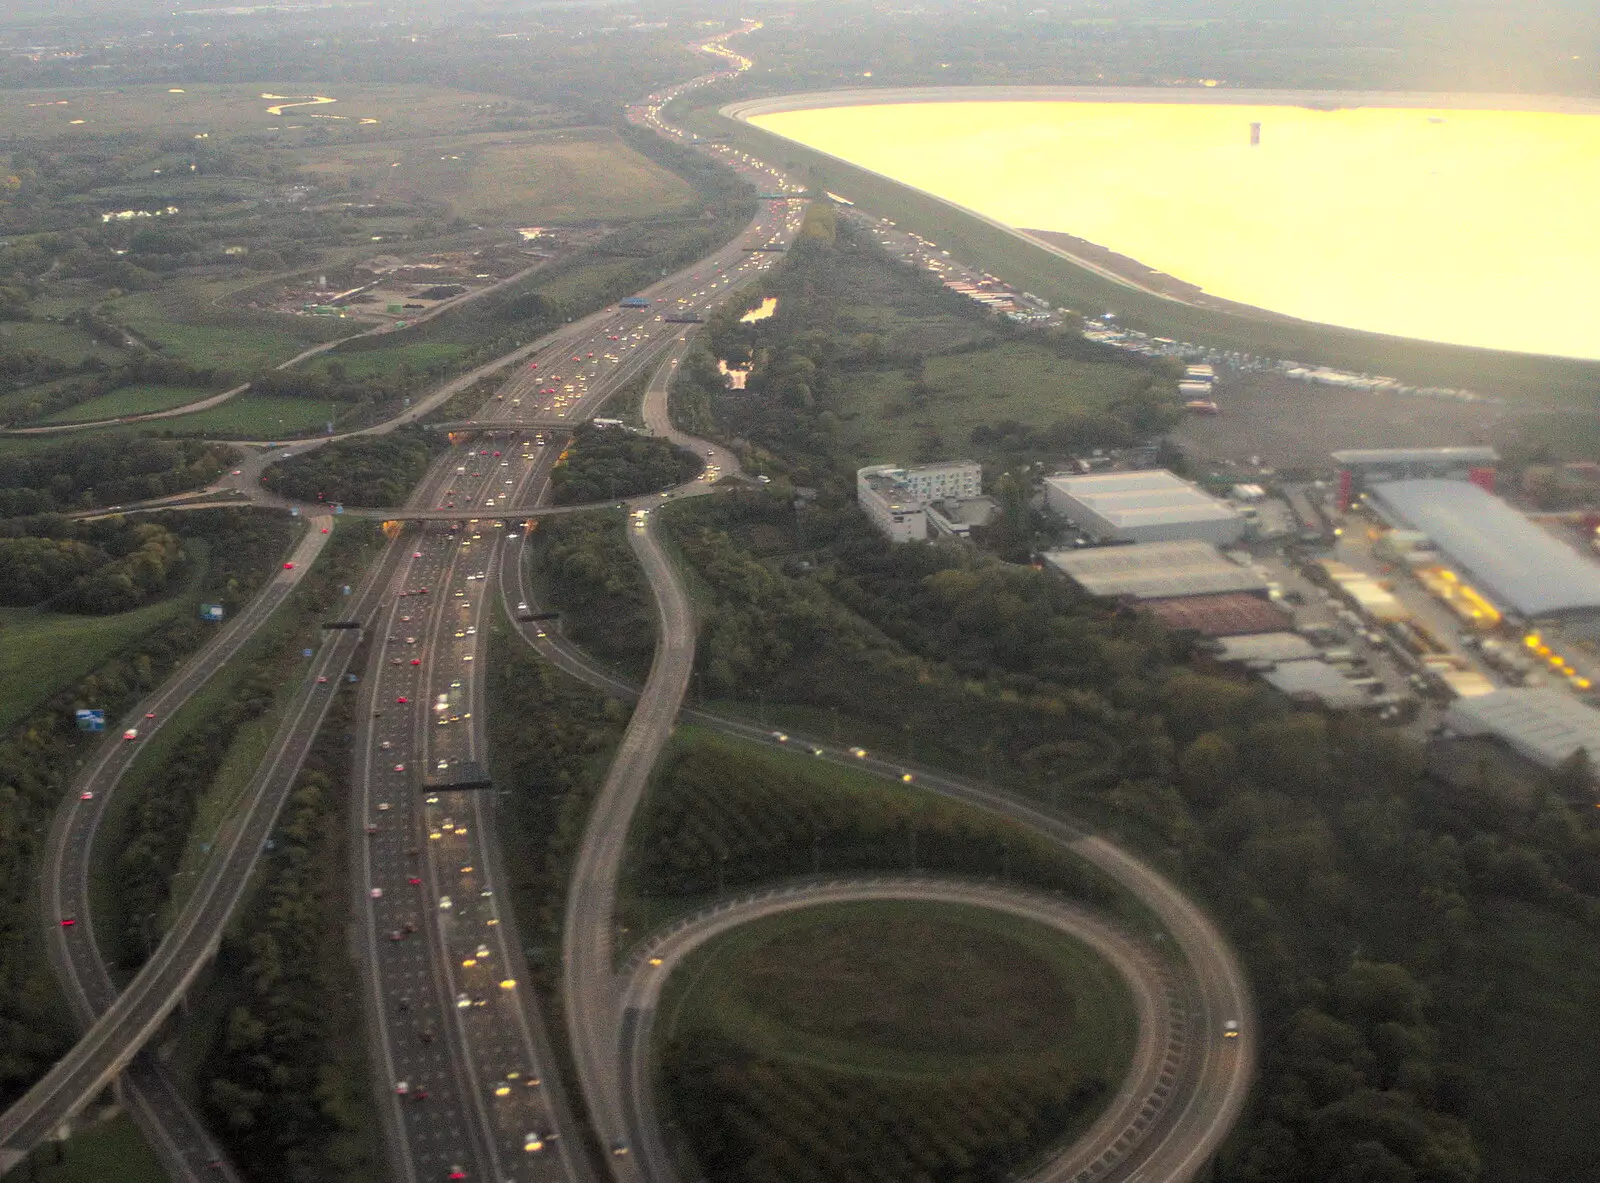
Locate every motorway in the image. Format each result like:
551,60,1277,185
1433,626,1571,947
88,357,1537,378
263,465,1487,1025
338,148,805,1183
7,22,1260,1183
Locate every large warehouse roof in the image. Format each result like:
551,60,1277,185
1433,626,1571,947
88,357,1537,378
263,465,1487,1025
1331,446,1498,468
1045,470,1239,531
1444,689,1600,770
1369,479,1600,617
1043,540,1268,600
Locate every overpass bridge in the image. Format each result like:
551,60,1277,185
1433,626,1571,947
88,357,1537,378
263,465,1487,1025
342,501,613,523
423,418,580,434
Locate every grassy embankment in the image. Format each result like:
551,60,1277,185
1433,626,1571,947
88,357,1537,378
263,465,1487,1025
88,520,382,977
687,101,1600,407
41,384,218,423
632,728,1144,1183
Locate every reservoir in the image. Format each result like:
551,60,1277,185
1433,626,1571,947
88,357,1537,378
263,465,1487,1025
745,96,1600,360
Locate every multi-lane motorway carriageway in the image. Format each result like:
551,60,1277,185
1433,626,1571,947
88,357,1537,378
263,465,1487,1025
0,144,802,1177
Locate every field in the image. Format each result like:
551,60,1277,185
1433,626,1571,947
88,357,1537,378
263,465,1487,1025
701,105,1600,407
655,899,1137,1183
0,320,121,364
297,128,698,224
306,339,470,382
106,293,349,372
843,339,1159,465
659,900,1136,1079
41,384,217,424
148,394,336,438
0,83,562,141
0,554,205,733
16,1114,165,1183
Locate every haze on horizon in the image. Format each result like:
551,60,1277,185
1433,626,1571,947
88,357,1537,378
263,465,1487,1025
752,99,1600,362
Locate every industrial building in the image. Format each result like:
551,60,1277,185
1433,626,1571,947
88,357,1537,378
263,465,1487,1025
1367,479,1600,622
1044,470,1245,546
1442,689,1600,771
857,461,983,544
1143,593,1291,637
1043,540,1267,601
1331,446,1498,509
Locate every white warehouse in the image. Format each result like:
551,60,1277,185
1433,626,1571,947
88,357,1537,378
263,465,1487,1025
1044,470,1245,546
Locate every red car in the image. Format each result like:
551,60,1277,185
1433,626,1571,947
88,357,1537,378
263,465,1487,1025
397,697,408,705
283,561,295,570
411,658,422,666
60,918,76,928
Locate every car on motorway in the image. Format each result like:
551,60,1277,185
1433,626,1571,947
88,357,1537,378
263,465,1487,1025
283,562,295,570
396,697,408,705
123,728,139,742
439,896,452,910
524,1132,545,1152
60,917,76,927
610,1141,630,1157
849,747,868,759
317,675,329,685
411,658,421,666
770,731,788,743
145,711,156,720
448,1166,467,1180
1224,1019,1241,1039
901,772,915,782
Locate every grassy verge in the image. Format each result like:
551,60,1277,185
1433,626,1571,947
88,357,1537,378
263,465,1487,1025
0,557,205,734
485,613,631,1157
145,393,336,439
696,103,1600,406
14,1113,167,1183
89,520,382,978
41,384,219,424
620,727,1141,951
186,679,383,1183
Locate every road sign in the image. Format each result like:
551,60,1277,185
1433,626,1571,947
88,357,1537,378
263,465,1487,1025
75,709,106,733
302,648,314,658
199,603,225,622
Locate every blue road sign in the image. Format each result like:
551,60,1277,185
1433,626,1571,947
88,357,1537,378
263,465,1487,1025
200,603,225,622
75,709,106,733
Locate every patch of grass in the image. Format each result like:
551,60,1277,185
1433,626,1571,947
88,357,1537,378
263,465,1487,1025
846,338,1158,465
41,383,217,423
15,1113,166,1183
0,320,120,364
655,897,1135,1183
661,900,1136,1082
298,128,698,224
0,551,205,733
147,394,335,438
107,291,346,372
307,339,470,382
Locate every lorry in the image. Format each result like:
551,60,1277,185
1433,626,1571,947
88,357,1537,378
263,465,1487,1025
619,297,651,309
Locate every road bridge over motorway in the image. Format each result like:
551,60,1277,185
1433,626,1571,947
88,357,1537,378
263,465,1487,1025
424,418,582,433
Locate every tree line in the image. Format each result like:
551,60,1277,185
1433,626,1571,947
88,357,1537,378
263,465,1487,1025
0,519,185,614
0,435,235,517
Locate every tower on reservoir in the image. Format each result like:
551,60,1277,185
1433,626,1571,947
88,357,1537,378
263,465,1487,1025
1249,121,1261,146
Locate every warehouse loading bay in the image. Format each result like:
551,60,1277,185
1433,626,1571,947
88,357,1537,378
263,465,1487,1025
1043,446,1600,739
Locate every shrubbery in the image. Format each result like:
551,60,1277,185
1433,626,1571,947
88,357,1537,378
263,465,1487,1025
549,422,701,505
261,428,442,507
0,436,235,517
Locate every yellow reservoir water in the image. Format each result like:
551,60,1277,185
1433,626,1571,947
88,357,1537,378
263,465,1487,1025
750,101,1600,360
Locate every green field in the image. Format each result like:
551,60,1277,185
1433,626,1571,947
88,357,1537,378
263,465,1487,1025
0,83,560,141
310,339,470,381
16,1114,166,1183
656,898,1137,1183
149,394,335,438
298,128,698,224
0,556,205,733
0,320,121,364
106,301,343,372
660,900,1136,1080
844,339,1159,464
703,105,1600,407
42,383,219,424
